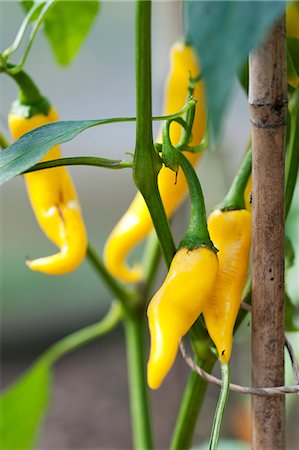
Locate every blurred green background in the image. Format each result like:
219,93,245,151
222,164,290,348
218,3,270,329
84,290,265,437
1,1,298,449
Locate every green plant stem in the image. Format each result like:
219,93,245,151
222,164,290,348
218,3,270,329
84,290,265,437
2,1,43,58
133,0,176,269
219,148,252,211
23,156,132,174
124,315,153,450
39,301,122,366
6,0,57,75
169,357,215,450
209,363,230,450
285,89,299,217
86,244,137,314
0,132,9,150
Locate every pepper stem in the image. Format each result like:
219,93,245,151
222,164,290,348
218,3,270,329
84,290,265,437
3,65,50,116
177,151,216,251
218,148,252,211
208,362,231,450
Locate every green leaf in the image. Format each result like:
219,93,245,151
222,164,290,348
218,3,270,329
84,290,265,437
0,119,108,185
0,305,121,450
0,362,52,450
186,1,286,135
22,0,100,65
44,0,100,65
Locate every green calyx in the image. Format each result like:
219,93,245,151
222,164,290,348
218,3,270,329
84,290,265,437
217,148,252,212
4,64,51,117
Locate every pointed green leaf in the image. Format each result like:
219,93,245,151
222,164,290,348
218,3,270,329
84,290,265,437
21,0,100,65
186,1,286,135
0,362,52,450
0,119,108,185
44,0,100,66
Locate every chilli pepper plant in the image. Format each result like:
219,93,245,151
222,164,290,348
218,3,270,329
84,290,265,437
0,2,299,450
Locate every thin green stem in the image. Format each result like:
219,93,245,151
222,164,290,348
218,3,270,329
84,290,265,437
6,0,57,75
23,156,132,174
169,357,215,450
86,244,137,314
133,0,176,270
209,363,230,450
178,151,214,250
39,301,122,366
2,2,43,59
182,122,210,153
124,315,153,450
285,89,299,217
0,132,9,150
219,148,252,211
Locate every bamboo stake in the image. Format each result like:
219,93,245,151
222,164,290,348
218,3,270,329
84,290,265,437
249,16,287,450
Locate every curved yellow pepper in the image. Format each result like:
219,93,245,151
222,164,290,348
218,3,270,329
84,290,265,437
104,41,206,283
147,247,218,389
8,107,87,275
202,209,252,363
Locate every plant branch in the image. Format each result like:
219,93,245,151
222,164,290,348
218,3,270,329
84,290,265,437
40,301,122,366
133,0,176,270
169,356,215,450
208,363,230,450
124,315,153,450
5,0,57,75
86,244,138,314
2,2,43,59
22,156,132,174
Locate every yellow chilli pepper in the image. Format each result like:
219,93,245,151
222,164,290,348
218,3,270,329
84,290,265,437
202,150,252,363
104,41,206,282
202,209,252,363
8,106,87,275
146,146,218,389
147,246,218,389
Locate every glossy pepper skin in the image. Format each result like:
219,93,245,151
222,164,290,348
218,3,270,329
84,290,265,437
202,209,252,363
104,41,206,283
147,247,218,389
8,107,87,275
